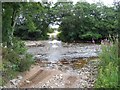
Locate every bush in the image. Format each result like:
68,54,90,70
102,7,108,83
95,40,119,88
18,54,34,72
12,37,27,54
2,39,34,86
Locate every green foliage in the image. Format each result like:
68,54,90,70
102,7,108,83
2,62,20,85
2,2,118,42
95,63,118,88
1,1,120,87
12,37,27,54
82,32,102,40
95,41,119,88
2,46,34,85
2,2,22,47
48,28,54,33
14,26,43,40
13,2,51,40
26,16,37,32
58,2,117,42
2,38,34,85
18,54,33,72
2,2,119,42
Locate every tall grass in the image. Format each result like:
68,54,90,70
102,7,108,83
95,40,119,88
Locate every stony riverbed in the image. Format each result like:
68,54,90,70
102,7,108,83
26,40,101,62
4,41,101,88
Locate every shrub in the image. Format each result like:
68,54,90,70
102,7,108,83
12,37,27,54
2,40,34,86
18,54,34,72
95,40,119,88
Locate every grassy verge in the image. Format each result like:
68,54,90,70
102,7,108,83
95,40,119,88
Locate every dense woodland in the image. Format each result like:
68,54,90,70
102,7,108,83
2,1,120,43
1,1,120,88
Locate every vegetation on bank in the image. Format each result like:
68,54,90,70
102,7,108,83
94,1,120,88
2,38,34,85
2,2,38,85
95,39,119,88
1,0,120,87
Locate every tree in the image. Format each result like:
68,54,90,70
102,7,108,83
2,2,39,85
57,2,118,42
14,2,53,40
2,2,21,47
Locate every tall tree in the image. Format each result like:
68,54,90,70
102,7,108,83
2,2,21,47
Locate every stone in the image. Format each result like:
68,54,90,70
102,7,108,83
17,76,23,80
60,59,70,64
25,80,31,84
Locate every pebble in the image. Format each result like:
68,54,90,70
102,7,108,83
25,80,31,84
38,60,98,88
17,76,23,80
7,53,99,88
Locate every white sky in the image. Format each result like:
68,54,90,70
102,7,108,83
34,0,115,6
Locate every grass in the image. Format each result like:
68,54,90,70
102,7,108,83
95,40,119,88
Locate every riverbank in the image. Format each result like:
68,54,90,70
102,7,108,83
3,40,101,88
7,58,99,88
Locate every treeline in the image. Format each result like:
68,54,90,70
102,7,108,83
7,1,119,42
58,2,119,42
